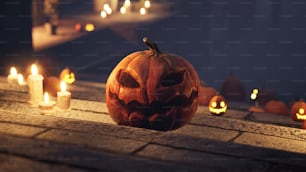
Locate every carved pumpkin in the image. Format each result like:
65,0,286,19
290,100,306,121
198,81,217,106
209,94,227,115
106,37,200,131
264,100,288,115
59,67,75,84
303,121,306,129
221,74,245,101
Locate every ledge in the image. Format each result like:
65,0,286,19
0,76,305,171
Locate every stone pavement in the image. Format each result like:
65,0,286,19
0,76,305,171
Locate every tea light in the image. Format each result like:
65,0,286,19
39,92,55,112
27,64,44,107
57,81,71,111
8,67,18,85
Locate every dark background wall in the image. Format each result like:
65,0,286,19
0,0,33,72
133,0,306,102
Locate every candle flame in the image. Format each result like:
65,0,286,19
44,92,49,103
140,8,146,15
60,81,67,92
124,0,131,7
10,67,17,76
17,74,24,84
101,10,107,18
31,64,38,75
120,6,126,14
144,0,151,8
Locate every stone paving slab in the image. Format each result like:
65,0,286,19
1,76,306,171
136,143,271,171
250,111,301,128
0,134,197,172
191,114,306,141
37,129,148,154
0,122,47,137
171,124,240,142
234,132,306,154
0,153,91,172
151,133,306,168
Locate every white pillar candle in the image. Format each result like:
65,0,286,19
39,92,55,112
57,81,71,111
27,64,44,107
7,67,18,85
17,74,28,91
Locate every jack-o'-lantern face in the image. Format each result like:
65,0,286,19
290,100,306,121
59,67,75,84
209,95,227,115
106,37,200,131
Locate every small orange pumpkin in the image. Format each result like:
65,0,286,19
209,94,227,115
290,100,306,121
198,81,217,106
264,100,288,115
59,67,75,84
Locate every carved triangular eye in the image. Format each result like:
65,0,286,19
161,71,185,86
117,70,140,88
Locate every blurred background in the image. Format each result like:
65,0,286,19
1,0,306,103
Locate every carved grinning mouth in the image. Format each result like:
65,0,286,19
108,90,198,130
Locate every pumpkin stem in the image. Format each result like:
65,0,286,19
143,37,161,55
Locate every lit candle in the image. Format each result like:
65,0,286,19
27,64,44,107
7,67,18,85
17,74,27,91
144,0,151,8
56,81,71,111
140,7,147,15
39,92,55,112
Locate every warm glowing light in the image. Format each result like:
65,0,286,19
85,23,95,32
253,88,259,95
60,81,67,92
250,93,257,100
220,101,226,108
31,64,38,75
17,74,24,84
209,106,227,115
211,102,217,108
10,67,17,76
120,6,126,14
103,4,110,10
124,0,131,7
106,8,112,15
101,10,107,18
144,0,151,8
103,3,112,15
140,7,146,15
299,108,305,115
44,92,49,103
